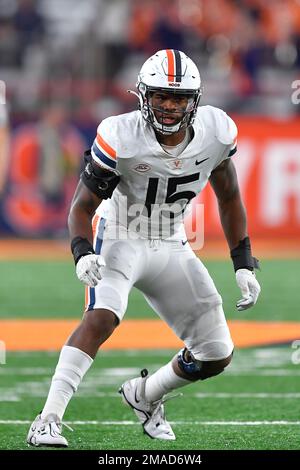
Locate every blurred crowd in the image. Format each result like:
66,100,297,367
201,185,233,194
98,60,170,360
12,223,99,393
0,0,300,120
0,0,300,236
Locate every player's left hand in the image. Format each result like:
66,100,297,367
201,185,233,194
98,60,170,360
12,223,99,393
235,268,261,311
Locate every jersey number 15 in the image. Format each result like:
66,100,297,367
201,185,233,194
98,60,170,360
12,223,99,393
145,173,200,216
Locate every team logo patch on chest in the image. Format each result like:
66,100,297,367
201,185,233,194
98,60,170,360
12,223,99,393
168,159,183,170
133,163,152,173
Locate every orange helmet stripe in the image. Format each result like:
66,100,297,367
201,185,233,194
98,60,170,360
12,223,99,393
166,49,175,82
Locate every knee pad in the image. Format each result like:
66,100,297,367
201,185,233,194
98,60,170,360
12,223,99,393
177,348,233,381
177,348,203,381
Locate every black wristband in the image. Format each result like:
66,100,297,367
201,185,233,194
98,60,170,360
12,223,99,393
71,237,95,265
230,237,260,272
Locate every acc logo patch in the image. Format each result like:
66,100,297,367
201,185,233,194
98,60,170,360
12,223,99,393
133,163,151,173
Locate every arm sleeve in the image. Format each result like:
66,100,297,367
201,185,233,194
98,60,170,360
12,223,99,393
90,117,118,172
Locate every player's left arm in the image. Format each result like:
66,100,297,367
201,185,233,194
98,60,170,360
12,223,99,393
209,158,261,311
209,158,246,249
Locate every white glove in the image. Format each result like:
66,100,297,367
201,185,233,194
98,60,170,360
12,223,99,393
76,254,106,288
235,268,261,311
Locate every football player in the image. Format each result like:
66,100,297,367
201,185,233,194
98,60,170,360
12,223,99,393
27,50,260,446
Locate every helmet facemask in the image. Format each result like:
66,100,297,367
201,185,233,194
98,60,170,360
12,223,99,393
137,83,201,135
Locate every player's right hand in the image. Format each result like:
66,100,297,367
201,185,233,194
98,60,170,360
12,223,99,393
76,254,106,288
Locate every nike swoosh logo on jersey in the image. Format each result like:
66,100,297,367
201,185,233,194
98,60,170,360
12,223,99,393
195,157,209,166
181,240,188,245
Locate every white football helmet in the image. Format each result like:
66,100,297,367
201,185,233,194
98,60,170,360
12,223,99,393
133,49,202,135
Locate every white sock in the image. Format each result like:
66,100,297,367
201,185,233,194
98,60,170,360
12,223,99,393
144,361,190,402
41,345,93,421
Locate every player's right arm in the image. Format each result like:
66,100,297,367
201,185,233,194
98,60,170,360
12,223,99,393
68,150,120,288
68,179,102,245
68,178,106,288
69,118,120,287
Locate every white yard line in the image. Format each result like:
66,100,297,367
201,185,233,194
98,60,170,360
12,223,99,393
193,393,300,398
1,391,300,402
0,420,300,426
2,391,300,401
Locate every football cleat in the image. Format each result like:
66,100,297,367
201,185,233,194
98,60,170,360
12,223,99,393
27,413,70,447
119,369,176,440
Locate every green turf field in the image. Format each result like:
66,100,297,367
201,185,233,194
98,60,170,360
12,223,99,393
0,259,299,320
0,258,300,450
0,347,300,450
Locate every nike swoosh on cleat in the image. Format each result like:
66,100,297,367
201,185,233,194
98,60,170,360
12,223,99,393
134,388,140,403
195,158,209,166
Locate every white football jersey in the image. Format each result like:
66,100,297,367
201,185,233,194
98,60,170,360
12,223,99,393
91,106,237,239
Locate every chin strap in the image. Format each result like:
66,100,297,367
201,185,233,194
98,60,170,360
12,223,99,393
151,112,182,135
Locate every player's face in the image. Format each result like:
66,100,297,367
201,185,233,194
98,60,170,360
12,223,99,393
150,91,189,126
